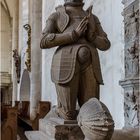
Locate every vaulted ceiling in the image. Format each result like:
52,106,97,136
0,0,14,18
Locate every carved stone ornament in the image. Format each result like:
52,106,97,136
124,8,139,78
23,24,31,72
13,49,21,83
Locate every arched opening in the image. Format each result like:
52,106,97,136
20,70,30,101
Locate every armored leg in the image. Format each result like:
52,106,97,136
78,64,99,107
77,47,99,107
55,71,80,120
55,46,99,120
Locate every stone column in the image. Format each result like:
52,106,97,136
120,0,139,128
29,0,42,119
12,0,19,106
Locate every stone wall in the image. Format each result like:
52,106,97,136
90,0,125,129
41,0,125,128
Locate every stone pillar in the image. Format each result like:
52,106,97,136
120,0,139,128
29,0,42,119
12,0,19,106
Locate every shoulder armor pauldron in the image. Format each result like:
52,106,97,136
55,5,69,32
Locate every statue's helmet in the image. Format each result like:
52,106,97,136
64,0,83,4
64,0,83,3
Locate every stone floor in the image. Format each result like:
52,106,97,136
112,128,139,140
18,125,139,140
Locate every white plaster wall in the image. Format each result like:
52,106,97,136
42,0,125,128
20,70,30,101
20,0,29,73
17,0,30,100
86,0,125,129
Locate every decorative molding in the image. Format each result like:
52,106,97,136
23,24,31,72
0,72,11,87
122,0,136,8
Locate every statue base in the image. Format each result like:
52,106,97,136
25,124,84,140
25,108,85,140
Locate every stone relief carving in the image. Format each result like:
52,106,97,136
125,39,139,77
124,88,139,127
120,0,139,128
124,7,139,39
124,8,139,77
23,24,31,72
13,49,21,83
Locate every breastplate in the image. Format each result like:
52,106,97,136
64,12,89,45
64,15,85,32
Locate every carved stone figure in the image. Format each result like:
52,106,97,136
13,49,21,83
40,0,110,120
23,24,31,72
127,41,139,77
77,98,114,140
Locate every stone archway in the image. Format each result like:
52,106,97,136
20,70,30,101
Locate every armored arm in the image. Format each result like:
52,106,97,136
86,15,111,51
40,13,78,49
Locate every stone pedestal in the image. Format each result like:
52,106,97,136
25,117,84,140
120,0,139,128
25,107,84,140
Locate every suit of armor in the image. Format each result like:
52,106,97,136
40,4,110,120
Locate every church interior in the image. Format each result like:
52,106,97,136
0,0,139,140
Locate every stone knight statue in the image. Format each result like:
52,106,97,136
40,0,110,120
